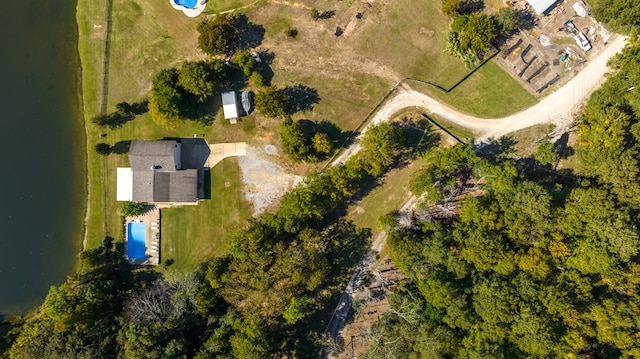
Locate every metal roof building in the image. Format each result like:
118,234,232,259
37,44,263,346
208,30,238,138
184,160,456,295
221,91,239,119
527,0,559,14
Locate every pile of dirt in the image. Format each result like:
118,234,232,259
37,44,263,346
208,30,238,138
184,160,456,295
237,144,302,215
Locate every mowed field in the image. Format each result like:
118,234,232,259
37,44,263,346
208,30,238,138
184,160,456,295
76,0,536,268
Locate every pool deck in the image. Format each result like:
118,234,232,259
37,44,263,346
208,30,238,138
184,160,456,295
170,0,206,17
125,206,161,265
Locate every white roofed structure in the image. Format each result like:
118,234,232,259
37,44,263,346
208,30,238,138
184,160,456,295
527,0,558,14
221,91,239,119
117,167,134,201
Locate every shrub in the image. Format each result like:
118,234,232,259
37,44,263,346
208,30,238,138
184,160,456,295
233,50,255,76
287,29,298,38
442,0,462,17
251,72,265,87
255,86,287,117
534,142,558,166
310,8,320,20
120,201,144,217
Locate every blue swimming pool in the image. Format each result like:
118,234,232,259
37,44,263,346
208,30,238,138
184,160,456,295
175,0,197,9
127,222,146,260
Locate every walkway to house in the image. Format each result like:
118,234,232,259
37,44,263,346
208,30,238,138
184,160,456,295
206,142,247,167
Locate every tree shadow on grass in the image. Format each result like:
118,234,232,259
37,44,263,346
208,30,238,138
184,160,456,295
284,84,320,114
232,14,265,50
112,140,131,154
318,10,336,20
92,100,149,129
461,0,485,14
397,116,441,158
477,136,516,162
554,132,574,159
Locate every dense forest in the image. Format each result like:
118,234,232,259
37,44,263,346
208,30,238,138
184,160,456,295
367,35,640,358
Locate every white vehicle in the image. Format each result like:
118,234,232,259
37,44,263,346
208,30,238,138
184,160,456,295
574,32,592,51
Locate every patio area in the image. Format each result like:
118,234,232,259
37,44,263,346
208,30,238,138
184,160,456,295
125,206,161,265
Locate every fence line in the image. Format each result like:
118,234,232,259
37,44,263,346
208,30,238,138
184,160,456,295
320,50,499,173
99,0,113,115
99,0,114,235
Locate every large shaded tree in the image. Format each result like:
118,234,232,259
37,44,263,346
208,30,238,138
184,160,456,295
197,15,236,56
178,59,229,102
255,86,287,117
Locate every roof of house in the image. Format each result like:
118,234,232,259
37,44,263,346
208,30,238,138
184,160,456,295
116,140,205,203
129,140,180,171
131,169,198,203
222,91,239,119
527,0,558,14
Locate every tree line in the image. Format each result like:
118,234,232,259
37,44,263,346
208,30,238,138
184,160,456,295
1,119,433,358
365,35,640,358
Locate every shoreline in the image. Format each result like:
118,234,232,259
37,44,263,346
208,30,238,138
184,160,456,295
76,0,103,252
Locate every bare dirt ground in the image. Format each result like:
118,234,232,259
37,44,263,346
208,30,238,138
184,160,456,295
495,0,613,94
334,257,406,359
236,144,302,215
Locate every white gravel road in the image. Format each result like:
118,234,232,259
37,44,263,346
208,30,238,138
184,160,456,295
333,35,626,165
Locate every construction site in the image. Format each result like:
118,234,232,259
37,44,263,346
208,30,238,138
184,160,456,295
495,0,612,93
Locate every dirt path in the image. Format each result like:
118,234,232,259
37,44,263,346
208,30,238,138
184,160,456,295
333,35,626,165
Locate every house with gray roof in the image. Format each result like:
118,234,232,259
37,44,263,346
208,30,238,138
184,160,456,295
117,139,209,203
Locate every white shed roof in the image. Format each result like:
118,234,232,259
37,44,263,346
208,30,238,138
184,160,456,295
221,91,239,119
527,0,558,14
116,167,133,201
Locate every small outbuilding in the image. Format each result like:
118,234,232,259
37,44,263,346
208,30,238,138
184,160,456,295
526,0,559,14
572,2,587,17
221,91,239,122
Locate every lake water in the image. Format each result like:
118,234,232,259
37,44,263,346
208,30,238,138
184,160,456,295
0,0,85,315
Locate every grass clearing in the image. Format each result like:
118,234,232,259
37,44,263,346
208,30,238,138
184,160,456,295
410,62,538,118
161,159,252,271
203,0,261,14
506,123,555,157
347,162,419,239
428,114,479,143
77,0,537,259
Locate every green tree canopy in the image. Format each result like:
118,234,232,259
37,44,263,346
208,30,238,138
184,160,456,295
592,0,640,33
120,201,144,217
493,7,520,36
255,86,287,117
178,60,229,102
197,15,236,56
534,142,558,165
458,13,496,52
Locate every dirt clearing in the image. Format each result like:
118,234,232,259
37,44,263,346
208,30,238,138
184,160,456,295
237,144,302,215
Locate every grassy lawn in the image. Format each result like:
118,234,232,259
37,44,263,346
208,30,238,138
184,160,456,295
346,162,419,239
203,0,262,14
76,0,537,260
411,62,538,118
428,114,479,143
161,158,252,271
506,123,555,157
